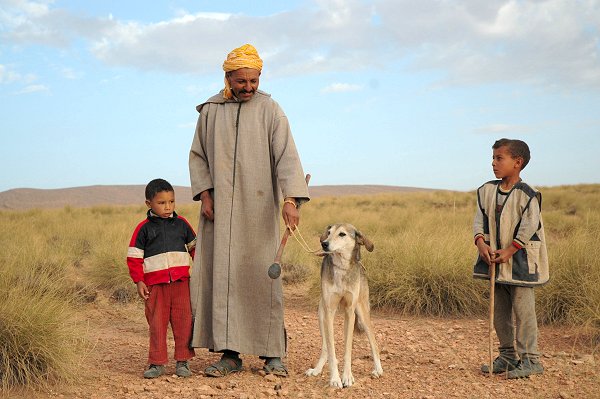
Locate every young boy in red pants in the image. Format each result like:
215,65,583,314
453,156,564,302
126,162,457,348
127,178,196,378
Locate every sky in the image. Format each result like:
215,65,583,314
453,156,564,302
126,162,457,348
1,0,599,193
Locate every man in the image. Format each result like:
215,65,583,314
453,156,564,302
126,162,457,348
188,44,309,377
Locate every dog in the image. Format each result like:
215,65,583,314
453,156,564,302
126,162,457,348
305,223,383,388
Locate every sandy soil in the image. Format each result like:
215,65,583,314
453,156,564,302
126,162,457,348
20,284,599,399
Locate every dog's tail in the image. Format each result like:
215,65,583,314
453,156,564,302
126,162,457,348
354,311,366,335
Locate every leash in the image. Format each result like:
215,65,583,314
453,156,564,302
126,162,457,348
286,224,321,254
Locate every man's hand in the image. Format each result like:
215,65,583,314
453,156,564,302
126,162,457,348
136,281,150,300
200,190,214,221
493,245,519,264
476,239,495,266
282,198,299,230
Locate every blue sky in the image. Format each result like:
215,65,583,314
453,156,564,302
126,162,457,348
1,0,599,193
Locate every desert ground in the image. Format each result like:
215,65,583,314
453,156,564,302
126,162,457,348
14,283,599,399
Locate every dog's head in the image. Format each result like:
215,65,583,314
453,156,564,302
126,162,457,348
320,223,374,261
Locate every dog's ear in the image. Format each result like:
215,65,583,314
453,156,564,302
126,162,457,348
320,225,331,242
356,230,374,252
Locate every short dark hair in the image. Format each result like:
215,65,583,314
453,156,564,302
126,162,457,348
145,178,174,200
493,138,531,170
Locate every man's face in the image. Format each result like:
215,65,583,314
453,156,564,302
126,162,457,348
227,68,260,102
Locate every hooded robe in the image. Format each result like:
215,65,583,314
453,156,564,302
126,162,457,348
188,89,309,357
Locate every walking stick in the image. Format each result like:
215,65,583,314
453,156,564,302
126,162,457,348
267,174,311,279
488,258,496,377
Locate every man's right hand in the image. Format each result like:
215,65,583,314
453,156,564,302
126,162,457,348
476,239,495,266
200,190,214,221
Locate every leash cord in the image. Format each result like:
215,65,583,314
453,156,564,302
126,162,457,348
286,224,320,254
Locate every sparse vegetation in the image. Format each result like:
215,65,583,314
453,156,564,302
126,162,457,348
0,184,598,392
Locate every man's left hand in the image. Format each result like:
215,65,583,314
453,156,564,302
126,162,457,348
282,201,299,230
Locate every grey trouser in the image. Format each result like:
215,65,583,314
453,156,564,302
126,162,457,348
494,284,540,361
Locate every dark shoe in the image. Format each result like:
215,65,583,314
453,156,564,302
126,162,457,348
176,360,192,377
143,364,165,379
507,358,544,379
263,357,288,377
204,355,243,377
481,356,519,374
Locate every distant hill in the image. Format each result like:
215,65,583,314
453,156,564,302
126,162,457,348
0,184,434,210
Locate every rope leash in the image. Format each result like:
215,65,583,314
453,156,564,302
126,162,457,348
285,224,323,255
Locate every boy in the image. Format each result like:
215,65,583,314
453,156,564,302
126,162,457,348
473,138,549,379
127,178,196,378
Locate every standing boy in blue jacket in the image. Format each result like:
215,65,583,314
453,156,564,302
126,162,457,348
473,139,549,379
127,178,196,378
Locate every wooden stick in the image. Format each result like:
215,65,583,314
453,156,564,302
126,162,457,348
268,174,311,279
488,260,496,377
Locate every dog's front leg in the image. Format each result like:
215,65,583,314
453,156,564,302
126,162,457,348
305,300,328,376
323,298,342,388
341,302,356,387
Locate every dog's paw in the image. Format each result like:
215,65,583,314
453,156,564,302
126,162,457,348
305,368,321,377
371,366,383,378
341,372,355,387
329,377,343,389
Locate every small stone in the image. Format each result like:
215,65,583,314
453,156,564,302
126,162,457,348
216,382,228,389
265,373,278,382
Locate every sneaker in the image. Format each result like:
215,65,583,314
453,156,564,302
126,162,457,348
507,358,544,379
143,364,165,379
176,360,192,377
481,356,520,374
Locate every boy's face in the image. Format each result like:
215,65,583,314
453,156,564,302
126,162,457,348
146,190,175,218
492,146,522,179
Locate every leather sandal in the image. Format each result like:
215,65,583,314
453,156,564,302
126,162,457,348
263,357,288,377
204,356,242,377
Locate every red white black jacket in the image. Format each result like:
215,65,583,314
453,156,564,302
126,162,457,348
127,210,196,286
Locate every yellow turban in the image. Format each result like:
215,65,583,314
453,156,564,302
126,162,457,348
222,44,263,99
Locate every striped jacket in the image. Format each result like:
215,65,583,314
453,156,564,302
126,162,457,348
473,180,549,286
127,210,196,286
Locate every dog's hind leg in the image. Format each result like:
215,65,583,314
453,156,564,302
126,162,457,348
356,298,384,377
341,300,356,387
305,301,328,377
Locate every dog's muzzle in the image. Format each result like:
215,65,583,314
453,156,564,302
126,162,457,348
321,241,329,251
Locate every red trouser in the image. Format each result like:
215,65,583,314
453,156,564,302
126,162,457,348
145,279,195,365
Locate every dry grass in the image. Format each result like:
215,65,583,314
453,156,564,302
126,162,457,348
0,184,598,392
282,186,600,340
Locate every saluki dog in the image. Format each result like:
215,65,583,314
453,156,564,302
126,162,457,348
305,223,383,388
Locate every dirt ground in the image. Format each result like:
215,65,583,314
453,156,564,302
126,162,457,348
18,284,599,399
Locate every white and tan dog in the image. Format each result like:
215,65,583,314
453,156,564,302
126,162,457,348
305,223,383,388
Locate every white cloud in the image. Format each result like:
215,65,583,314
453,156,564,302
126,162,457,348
60,67,79,79
15,84,49,94
321,82,364,93
0,64,38,85
2,0,600,90
0,64,21,83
